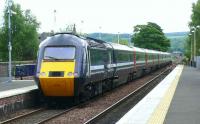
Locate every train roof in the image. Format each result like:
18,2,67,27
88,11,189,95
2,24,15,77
133,47,146,53
85,37,113,49
109,42,133,51
39,33,88,48
162,52,171,55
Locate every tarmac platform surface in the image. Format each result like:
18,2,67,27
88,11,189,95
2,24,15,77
165,66,200,124
0,79,37,99
0,80,36,92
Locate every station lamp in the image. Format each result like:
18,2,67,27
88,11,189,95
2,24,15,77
7,0,16,82
188,33,192,63
191,25,200,67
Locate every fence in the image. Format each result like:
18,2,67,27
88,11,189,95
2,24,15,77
0,61,36,82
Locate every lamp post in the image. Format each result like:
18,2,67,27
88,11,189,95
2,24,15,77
189,33,192,64
99,26,102,39
7,0,12,82
53,9,56,33
189,33,192,60
191,25,200,67
128,33,134,46
128,33,131,46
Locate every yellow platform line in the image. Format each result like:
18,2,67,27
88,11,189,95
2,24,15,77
147,65,184,124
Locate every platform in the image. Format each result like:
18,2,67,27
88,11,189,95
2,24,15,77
0,80,37,99
0,79,38,117
117,65,200,124
165,66,200,124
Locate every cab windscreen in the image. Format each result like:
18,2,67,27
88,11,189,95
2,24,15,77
43,47,75,60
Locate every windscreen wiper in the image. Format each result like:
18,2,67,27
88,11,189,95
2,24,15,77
44,56,59,60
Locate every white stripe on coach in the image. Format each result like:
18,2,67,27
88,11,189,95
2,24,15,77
90,65,104,70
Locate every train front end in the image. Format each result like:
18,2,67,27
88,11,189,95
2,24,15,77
35,34,85,97
39,46,76,96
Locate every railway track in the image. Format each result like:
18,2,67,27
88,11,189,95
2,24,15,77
0,108,44,124
0,105,78,124
84,67,171,124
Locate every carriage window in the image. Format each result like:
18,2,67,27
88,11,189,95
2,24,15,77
90,49,107,66
116,51,130,63
44,47,75,60
130,53,134,61
154,54,157,59
148,53,153,60
136,52,145,61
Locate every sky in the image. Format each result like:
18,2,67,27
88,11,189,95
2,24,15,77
0,0,198,33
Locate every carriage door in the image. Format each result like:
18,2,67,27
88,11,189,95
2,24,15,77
106,50,114,79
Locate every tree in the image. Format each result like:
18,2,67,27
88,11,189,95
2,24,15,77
190,1,200,27
0,2,40,61
188,0,200,58
132,22,170,51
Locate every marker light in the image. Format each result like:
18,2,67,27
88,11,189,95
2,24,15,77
67,72,73,76
38,72,46,77
67,72,79,77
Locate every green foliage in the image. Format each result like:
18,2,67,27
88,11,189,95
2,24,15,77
0,2,39,61
190,1,200,26
188,0,200,57
119,39,129,45
132,22,170,52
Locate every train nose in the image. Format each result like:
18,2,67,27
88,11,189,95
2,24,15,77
39,76,74,96
39,62,75,96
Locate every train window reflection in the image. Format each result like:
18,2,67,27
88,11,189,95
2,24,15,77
44,47,75,60
90,49,106,66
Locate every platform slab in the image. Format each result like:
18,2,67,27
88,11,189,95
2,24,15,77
164,66,200,124
0,80,36,91
0,80,37,99
0,80,38,117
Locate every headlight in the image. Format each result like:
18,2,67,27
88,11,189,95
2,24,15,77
67,72,73,76
37,72,46,77
67,72,79,77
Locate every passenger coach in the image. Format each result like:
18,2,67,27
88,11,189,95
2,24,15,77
35,33,172,102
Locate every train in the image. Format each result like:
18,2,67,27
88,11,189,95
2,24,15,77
35,33,172,102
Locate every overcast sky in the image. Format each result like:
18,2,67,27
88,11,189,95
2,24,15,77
0,0,198,33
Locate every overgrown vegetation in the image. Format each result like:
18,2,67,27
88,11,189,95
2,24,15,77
185,0,200,59
0,2,39,61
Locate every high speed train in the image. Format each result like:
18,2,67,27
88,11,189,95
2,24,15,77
35,33,172,101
